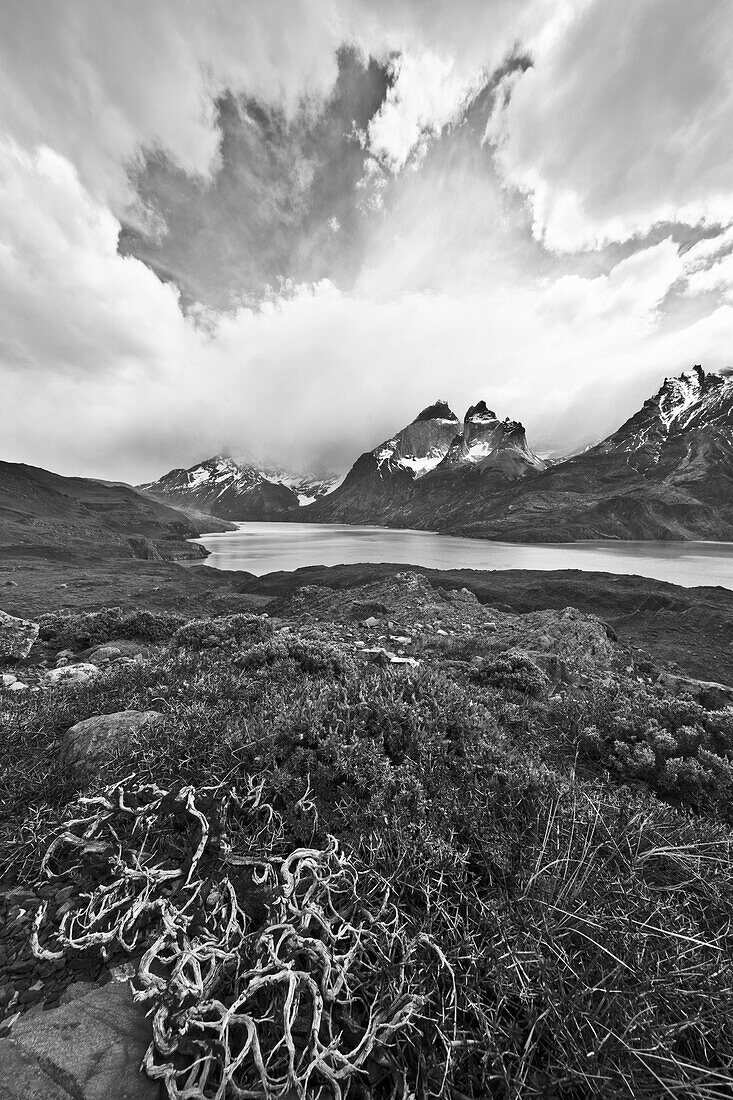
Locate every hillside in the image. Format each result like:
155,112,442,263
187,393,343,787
0,459,230,563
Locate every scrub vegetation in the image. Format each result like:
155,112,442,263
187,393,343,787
3,606,733,1097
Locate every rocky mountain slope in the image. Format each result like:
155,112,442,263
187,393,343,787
304,398,546,525
303,367,733,541
139,456,341,520
446,365,733,542
0,460,226,562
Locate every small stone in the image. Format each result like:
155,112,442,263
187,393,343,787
88,645,122,663
362,616,380,629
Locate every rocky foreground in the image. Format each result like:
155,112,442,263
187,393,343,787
2,569,733,1097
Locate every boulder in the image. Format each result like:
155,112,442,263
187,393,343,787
45,663,101,686
1,673,17,688
657,671,733,710
0,980,157,1099
0,610,39,661
60,710,163,786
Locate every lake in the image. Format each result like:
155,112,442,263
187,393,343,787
190,522,733,591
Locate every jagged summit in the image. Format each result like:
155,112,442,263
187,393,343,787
465,401,497,423
597,365,733,466
437,404,545,478
413,400,458,423
373,404,461,479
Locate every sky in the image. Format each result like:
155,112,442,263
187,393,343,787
0,0,732,482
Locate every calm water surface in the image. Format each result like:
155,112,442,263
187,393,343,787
190,522,733,591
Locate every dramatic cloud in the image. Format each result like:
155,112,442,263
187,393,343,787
488,0,733,250
118,51,393,308
0,0,346,210
0,1,732,482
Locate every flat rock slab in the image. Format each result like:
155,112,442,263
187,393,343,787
0,610,39,661
45,663,101,686
0,981,157,1099
61,710,162,787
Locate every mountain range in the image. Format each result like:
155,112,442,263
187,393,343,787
138,457,342,521
138,365,733,542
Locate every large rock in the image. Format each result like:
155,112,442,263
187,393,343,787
61,710,163,786
0,981,157,1099
45,663,102,686
490,606,618,678
0,610,39,661
657,671,733,710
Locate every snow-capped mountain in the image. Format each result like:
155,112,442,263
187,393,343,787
301,367,733,541
140,366,733,540
596,365,733,472
436,401,546,477
305,397,545,524
139,456,341,521
372,400,461,478
255,467,344,505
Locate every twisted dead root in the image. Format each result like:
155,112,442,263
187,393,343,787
31,775,456,1099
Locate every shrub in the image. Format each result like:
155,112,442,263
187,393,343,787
471,652,550,698
172,613,273,651
38,606,186,649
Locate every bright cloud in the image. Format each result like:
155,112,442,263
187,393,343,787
366,52,486,171
488,0,733,250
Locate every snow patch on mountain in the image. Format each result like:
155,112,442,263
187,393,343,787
599,366,733,463
371,402,461,480
141,455,343,514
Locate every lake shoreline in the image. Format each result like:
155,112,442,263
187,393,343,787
189,521,733,591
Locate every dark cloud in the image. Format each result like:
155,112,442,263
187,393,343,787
119,49,392,308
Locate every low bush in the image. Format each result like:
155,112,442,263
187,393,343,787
38,606,186,649
471,652,550,698
172,612,273,650
566,682,733,816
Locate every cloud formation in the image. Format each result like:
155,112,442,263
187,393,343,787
0,0,732,484
488,0,733,250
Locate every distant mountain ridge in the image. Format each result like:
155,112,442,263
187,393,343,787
137,365,733,541
139,457,341,521
303,366,733,541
